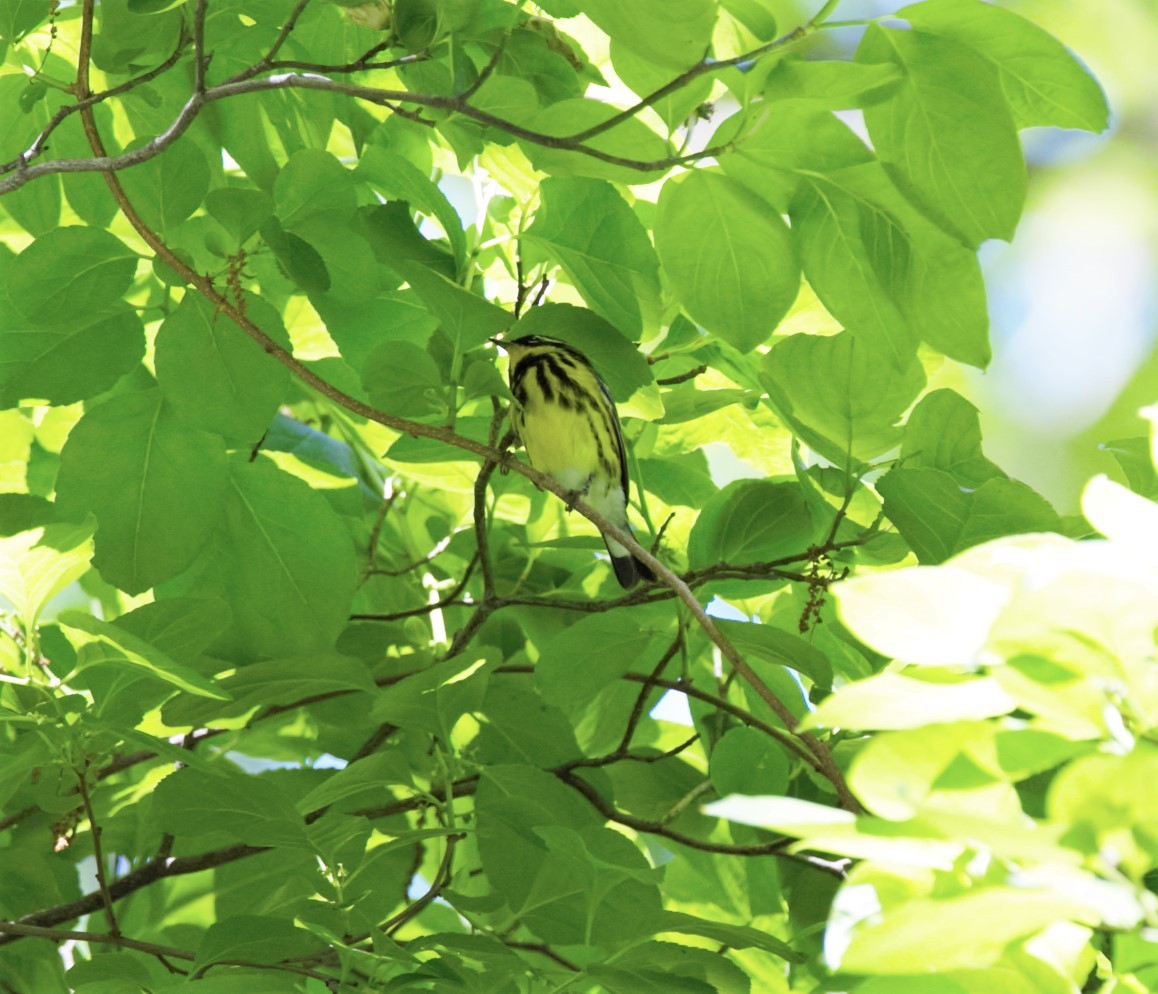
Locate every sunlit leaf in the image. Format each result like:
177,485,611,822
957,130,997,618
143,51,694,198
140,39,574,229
858,25,1025,247
656,170,800,353
524,177,661,338
899,0,1109,132
55,391,229,594
800,672,1017,731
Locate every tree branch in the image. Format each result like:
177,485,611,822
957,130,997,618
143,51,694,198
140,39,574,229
556,770,846,878
75,765,119,938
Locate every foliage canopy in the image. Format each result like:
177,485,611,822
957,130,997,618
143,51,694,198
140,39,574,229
2,0,1152,992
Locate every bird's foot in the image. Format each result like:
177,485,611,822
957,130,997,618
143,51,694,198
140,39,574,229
562,475,594,511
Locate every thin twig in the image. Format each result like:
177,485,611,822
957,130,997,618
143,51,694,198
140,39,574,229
362,485,400,579
351,554,477,622
457,35,508,101
75,765,119,937
562,0,843,144
656,364,708,386
192,0,208,93
0,922,192,960
556,770,845,877
506,942,580,971
382,833,462,936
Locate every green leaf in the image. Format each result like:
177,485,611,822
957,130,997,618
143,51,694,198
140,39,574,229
707,794,973,869
1081,474,1158,551
209,456,359,659
355,146,467,274
155,292,290,442
877,468,1063,564
476,765,664,947
716,104,873,213
396,261,513,351
193,915,318,971
710,726,789,797
657,911,803,962
499,24,587,105
0,0,50,40
385,415,491,464
205,188,275,245
0,520,93,629
357,201,455,280
1048,747,1158,851
590,941,750,994
847,721,998,820
7,226,138,326
273,148,357,231
55,391,229,594
296,752,417,814
119,136,210,232
687,480,812,568
763,58,903,108
292,219,382,306
788,179,914,366
506,303,655,407
610,42,714,130
901,389,1006,488
0,305,144,408
523,177,661,338
260,216,330,293
656,385,753,425
805,162,991,368
362,341,446,418
761,331,926,465
579,0,717,69
858,25,1025,247
3,170,61,237
524,98,672,185
639,450,717,508
127,0,189,12
474,678,582,768
800,672,1017,731
899,0,1109,132
0,494,54,536
475,762,598,884
720,0,775,38
535,612,668,718
57,611,228,699
115,596,232,666
372,652,497,740
838,884,1122,974
393,0,441,50
713,618,832,686
319,288,440,369
655,170,800,353
166,654,376,725
836,562,1011,667
472,74,542,126
1101,436,1158,499
151,767,311,849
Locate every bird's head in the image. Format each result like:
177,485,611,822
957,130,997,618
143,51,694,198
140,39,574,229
490,335,579,362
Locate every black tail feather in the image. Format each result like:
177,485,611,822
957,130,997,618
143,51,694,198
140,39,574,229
610,553,656,589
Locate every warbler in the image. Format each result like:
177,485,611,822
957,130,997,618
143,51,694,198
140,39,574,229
493,334,656,588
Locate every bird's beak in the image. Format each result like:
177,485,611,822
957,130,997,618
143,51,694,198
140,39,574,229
489,337,506,350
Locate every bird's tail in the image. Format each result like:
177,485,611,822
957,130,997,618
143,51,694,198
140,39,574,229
603,531,656,589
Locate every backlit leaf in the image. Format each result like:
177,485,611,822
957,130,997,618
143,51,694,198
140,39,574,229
656,170,800,353
524,177,661,338
858,25,1025,247
55,391,229,594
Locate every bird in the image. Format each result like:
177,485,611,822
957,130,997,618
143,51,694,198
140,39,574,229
492,334,656,589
